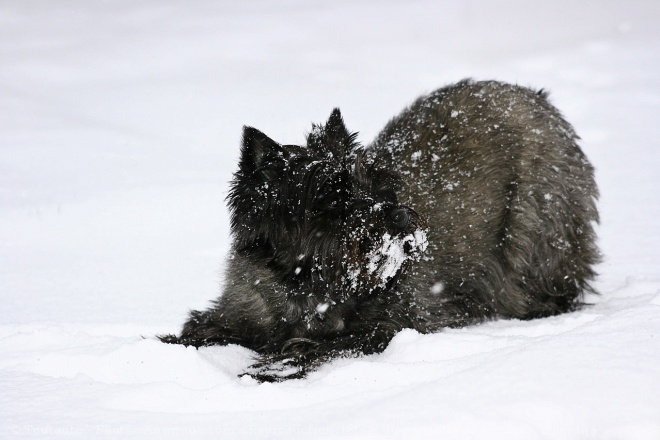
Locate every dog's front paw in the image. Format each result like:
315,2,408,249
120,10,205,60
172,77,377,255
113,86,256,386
243,354,306,382
158,334,180,344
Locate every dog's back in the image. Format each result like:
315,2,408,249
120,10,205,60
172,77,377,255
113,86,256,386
370,80,600,330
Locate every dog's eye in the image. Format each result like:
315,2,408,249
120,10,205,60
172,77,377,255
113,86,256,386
320,185,349,208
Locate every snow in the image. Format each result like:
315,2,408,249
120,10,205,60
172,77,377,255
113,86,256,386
430,281,445,295
2,0,660,438
366,230,428,285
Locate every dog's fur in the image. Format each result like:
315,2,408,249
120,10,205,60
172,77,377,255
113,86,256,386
160,80,600,381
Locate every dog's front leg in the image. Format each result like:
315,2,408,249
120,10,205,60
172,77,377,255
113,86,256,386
244,325,399,382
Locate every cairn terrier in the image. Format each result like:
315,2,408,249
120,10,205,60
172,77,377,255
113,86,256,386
160,79,600,381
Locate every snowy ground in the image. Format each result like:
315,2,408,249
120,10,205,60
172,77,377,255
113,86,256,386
2,0,660,438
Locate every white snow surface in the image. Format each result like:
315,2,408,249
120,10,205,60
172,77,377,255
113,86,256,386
2,1,660,438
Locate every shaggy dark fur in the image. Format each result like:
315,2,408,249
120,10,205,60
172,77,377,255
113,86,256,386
160,79,600,381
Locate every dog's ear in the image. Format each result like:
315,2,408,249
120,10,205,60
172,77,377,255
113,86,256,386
240,126,282,173
308,108,359,161
325,108,350,142
229,127,284,239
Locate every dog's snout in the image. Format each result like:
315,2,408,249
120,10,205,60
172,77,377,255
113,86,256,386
389,207,411,231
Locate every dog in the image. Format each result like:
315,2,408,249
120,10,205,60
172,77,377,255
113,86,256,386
160,79,600,381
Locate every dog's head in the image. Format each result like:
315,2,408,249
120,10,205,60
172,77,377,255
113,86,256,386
228,109,427,297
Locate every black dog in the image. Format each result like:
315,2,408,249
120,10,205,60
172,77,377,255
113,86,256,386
161,80,600,381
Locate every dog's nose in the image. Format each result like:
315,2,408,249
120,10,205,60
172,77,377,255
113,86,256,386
389,207,411,231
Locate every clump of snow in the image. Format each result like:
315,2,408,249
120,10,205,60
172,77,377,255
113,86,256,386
430,281,445,294
367,229,428,285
